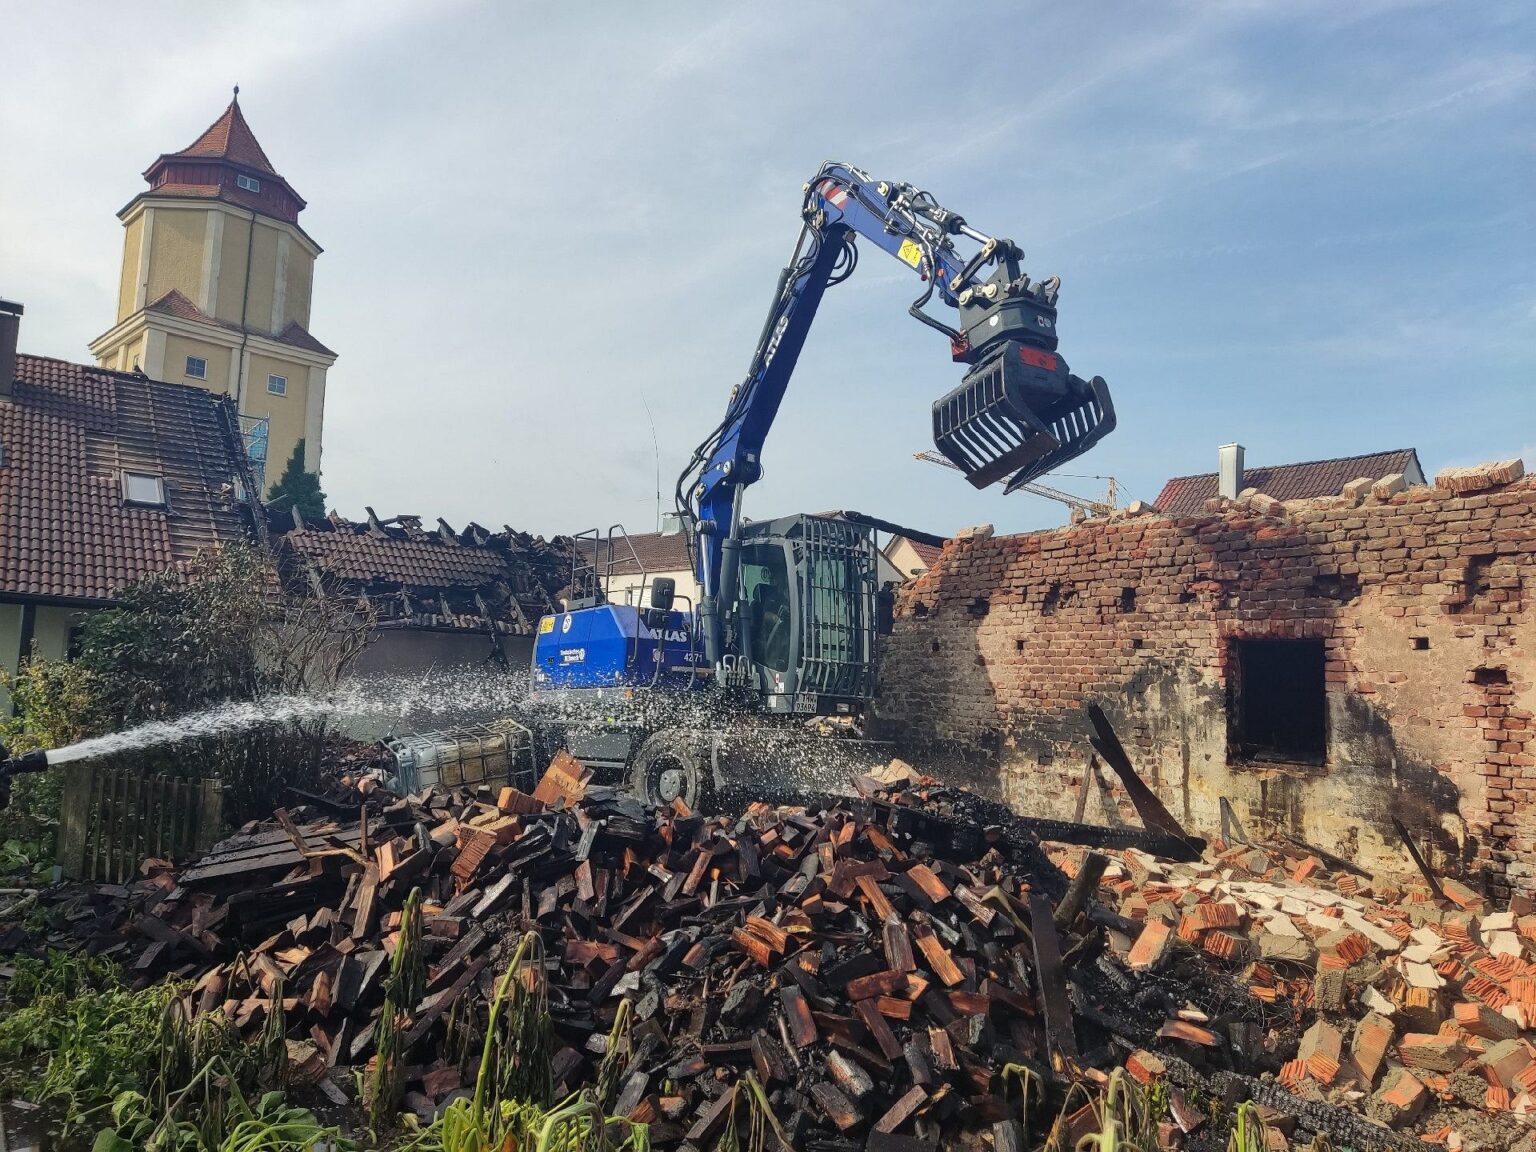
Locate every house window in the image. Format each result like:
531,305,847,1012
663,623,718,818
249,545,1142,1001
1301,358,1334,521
185,355,208,380
122,472,166,507
1229,638,1326,764
267,374,287,396
236,174,261,192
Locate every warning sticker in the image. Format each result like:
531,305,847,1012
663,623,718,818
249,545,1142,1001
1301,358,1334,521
538,616,555,634
897,238,923,267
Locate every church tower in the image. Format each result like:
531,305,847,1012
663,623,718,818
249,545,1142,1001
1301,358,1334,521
90,91,335,486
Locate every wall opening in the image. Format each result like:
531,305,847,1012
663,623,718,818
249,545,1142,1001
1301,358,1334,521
1229,638,1327,765
1119,587,1136,613
1412,637,1430,651
1473,666,1508,686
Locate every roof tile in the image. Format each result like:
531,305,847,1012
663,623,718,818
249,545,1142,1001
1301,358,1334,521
0,355,258,602
1154,449,1423,516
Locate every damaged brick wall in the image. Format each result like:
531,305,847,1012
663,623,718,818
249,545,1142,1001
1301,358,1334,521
877,461,1534,898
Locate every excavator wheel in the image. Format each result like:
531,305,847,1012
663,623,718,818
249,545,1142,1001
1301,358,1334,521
629,730,715,813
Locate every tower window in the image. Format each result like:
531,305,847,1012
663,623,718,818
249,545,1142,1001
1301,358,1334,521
236,174,261,192
267,374,288,396
122,472,166,507
185,356,208,380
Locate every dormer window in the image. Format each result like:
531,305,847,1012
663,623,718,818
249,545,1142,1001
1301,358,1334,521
236,173,261,192
122,472,166,506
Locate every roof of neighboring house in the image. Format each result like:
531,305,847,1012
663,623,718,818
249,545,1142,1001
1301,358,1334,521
908,539,944,568
0,354,258,602
166,97,278,174
273,511,574,633
1154,449,1424,516
145,290,334,358
599,531,695,576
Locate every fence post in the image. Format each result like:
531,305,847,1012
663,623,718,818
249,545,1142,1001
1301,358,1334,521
197,777,224,853
55,761,96,880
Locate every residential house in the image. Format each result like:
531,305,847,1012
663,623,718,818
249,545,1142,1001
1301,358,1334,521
0,302,262,708
1155,445,1425,516
272,509,572,729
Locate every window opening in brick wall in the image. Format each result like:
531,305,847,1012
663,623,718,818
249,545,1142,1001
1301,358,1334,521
1473,666,1509,686
1412,637,1430,651
1014,638,1025,653
1120,587,1136,613
1042,582,1061,615
1132,637,1144,650
1229,638,1326,765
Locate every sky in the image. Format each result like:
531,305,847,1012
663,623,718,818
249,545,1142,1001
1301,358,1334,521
2,1,1532,540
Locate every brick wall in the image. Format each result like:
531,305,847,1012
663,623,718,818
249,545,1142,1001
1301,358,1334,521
877,461,1534,898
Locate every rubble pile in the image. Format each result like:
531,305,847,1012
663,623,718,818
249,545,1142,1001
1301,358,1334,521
1076,832,1536,1147
4,751,1534,1149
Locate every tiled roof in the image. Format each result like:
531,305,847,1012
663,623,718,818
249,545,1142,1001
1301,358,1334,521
284,528,510,588
276,321,335,358
1154,449,1424,516
600,531,695,576
145,290,333,358
274,513,575,633
0,355,258,602
909,540,944,568
170,98,278,175
148,289,233,329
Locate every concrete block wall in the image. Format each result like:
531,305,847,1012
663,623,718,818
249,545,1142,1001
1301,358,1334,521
877,461,1534,898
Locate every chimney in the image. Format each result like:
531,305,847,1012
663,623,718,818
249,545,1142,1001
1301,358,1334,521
1218,443,1245,500
0,299,21,401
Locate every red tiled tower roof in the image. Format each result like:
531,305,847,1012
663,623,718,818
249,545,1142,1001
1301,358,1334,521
168,97,278,175
131,93,308,227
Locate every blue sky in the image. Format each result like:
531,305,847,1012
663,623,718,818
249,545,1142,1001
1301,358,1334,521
2,1,1531,538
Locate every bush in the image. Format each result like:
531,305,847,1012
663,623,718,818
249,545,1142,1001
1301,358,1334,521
2,544,374,836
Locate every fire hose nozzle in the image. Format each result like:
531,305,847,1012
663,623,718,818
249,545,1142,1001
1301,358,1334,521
0,748,49,809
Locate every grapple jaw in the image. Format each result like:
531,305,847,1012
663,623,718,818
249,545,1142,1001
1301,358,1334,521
931,340,1115,491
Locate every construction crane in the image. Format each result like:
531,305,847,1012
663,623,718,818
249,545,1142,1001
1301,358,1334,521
525,162,1117,809
913,450,1119,517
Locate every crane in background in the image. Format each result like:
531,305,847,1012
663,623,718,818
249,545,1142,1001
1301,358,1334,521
913,450,1119,519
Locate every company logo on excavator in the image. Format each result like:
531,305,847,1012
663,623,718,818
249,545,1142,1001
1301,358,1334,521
1018,345,1058,372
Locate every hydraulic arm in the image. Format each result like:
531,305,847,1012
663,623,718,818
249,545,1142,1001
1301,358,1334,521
676,162,1115,674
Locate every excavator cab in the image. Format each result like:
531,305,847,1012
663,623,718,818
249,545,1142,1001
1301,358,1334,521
733,514,878,717
930,258,1115,491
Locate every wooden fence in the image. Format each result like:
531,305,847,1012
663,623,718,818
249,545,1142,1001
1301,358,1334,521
55,763,223,883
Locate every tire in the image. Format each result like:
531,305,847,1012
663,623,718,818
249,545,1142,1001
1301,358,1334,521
628,730,713,812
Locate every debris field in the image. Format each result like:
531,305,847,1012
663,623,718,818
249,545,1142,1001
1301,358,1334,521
7,744,1536,1151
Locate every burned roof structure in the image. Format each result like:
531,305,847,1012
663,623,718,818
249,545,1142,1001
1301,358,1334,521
271,507,573,634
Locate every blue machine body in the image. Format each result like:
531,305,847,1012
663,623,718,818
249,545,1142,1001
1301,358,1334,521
531,603,702,694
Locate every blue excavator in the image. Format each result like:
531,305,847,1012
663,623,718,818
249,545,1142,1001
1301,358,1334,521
525,162,1115,808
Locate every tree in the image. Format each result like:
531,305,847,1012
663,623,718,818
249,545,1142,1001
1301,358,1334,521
266,439,326,521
